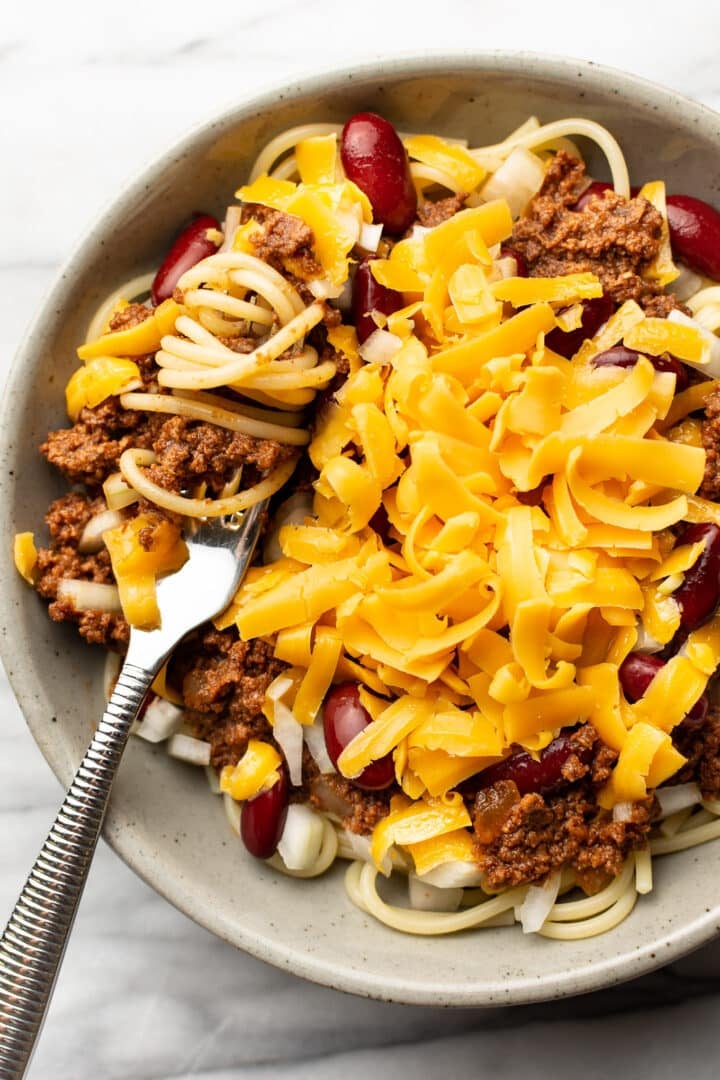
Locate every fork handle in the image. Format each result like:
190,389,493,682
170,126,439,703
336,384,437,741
0,661,154,1079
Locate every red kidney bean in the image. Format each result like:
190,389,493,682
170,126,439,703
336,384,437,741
341,112,417,235
619,651,708,728
470,731,592,797
151,213,221,305
673,522,720,632
619,652,664,701
667,195,720,281
353,258,404,344
323,682,395,790
499,245,528,277
241,765,289,859
545,295,615,358
591,345,689,391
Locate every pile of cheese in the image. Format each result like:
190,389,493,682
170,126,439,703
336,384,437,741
218,172,720,828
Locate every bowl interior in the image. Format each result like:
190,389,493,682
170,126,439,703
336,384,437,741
4,53,720,1005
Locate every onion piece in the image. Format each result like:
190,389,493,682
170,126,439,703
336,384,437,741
656,782,702,819
516,870,562,934
357,222,383,254
272,700,304,785
56,579,122,613
276,803,324,870
408,874,463,912
358,327,403,365
167,733,211,767
308,277,347,300
339,829,374,863
304,716,336,774
103,471,139,510
331,276,353,314
135,698,184,744
633,626,664,654
490,256,519,281
481,147,546,218
78,509,126,554
668,308,720,376
410,224,432,240
419,860,484,889
613,801,635,823
220,205,243,253
668,264,703,303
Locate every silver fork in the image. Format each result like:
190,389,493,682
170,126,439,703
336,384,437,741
0,500,268,1080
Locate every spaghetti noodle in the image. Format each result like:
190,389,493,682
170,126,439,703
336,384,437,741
17,111,720,942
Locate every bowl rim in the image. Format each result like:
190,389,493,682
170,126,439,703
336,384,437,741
4,49,720,1006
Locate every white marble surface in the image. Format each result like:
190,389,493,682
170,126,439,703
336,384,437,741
4,2,720,1077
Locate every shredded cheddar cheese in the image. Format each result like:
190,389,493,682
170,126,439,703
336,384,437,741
214,189,720,848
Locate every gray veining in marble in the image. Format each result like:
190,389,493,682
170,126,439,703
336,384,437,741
3,2,720,1077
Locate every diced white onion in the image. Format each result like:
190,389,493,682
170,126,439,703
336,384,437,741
335,206,363,247
103,651,121,702
272,700,304,785
135,697,184,744
166,733,211,767
656,782,702,819
57,579,122,613
668,264,703,303
310,776,353,819
224,792,242,836
358,327,403,365
668,308,720,376
358,222,383,254
410,224,432,240
78,509,126,553
263,491,314,563
340,829,374,863
103,472,139,510
220,205,243,253
481,147,546,218
633,625,665,654
266,673,297,703
419,860,484,889
277,803,324,870
613,801,635,822
303,716,336,774
332,276,354,314
408,874,463,912
516,870,562,934
491,256,519,281
205,765,222,794
308,276,347,300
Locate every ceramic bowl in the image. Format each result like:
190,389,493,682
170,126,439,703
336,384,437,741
4,52,720,1006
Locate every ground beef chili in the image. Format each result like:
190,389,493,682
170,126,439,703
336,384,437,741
27,122,720,905
241,203,322,281
700,388,720,500
302,751,395,835
472,728,655,890
416,192,467,228
511,151,677,310
672,709,720,798
477,787,653,891
34,492,130,650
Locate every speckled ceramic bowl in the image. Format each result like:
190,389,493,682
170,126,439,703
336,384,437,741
3,53,720,1006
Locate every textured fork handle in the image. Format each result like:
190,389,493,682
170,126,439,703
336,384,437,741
0,661,154,1079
